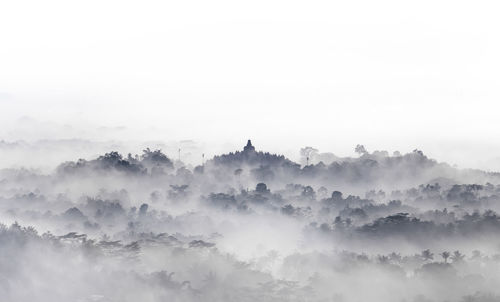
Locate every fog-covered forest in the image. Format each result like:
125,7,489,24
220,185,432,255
3,0,500,299
2,140,500,302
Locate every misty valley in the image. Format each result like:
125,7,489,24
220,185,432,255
2,140,500,302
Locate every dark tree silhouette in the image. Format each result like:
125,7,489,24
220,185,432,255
441,251,451,263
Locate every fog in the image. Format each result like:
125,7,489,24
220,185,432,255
2,0,500,301
1,140,500,301
2,0,500,170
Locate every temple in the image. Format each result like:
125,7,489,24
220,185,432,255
211,139,295,168
243,139,256,153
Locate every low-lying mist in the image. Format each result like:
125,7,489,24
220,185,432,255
2,140,500,302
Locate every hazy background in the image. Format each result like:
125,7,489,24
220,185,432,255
1,0,500,169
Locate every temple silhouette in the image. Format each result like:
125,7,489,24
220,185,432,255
210,139,297,170
243,140,256,153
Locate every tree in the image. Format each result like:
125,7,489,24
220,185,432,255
441,251,450,263
300,147,318,166
139,203,149,215
255,183,270,194
388,252,402,263
451,250,465,263
378,255,390,264
331,191,343,201
301,186,316,200
141,148,174,169
421,249,434,261
234,168,243,176
355,144,367,155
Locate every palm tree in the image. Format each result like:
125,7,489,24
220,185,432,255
441,251,451,263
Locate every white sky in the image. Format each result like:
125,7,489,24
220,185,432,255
1,0,500,168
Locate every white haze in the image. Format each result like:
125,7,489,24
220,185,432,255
2,1,500,302
1,0,500,170
1,141,500,301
